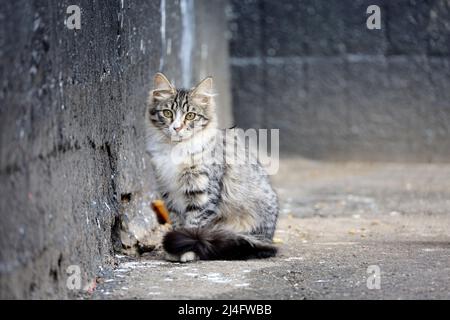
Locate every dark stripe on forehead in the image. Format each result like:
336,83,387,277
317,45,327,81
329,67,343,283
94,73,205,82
172,90,187,112
173,92,179,109
182,96,189,112
179,90,189,100
180,90,186,102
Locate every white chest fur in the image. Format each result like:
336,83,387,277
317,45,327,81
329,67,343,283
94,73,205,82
146,126,216,213
149,145,188,212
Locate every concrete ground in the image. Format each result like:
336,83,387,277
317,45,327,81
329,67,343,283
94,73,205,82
93,159,450,299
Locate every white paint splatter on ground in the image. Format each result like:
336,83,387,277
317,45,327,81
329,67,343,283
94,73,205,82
234,283,250,287
203,272,232,284
284,257,304,262
183,273,199,277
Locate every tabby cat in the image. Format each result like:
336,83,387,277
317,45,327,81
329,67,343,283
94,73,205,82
146,73,279,262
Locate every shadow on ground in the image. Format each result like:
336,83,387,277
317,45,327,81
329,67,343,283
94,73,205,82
93,159,450,299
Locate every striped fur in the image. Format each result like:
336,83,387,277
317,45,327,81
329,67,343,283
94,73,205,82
146,73,279,261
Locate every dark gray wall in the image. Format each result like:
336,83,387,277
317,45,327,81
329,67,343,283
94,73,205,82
0,0,231,299
228,0,450,162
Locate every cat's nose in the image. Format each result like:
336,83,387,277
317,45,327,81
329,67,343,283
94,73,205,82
174,125,183,132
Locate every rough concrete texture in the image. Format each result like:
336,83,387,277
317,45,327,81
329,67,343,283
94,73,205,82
0,0,231,299
228,0,450,162
93,159,450,300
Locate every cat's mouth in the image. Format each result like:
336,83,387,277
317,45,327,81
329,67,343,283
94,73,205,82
169,130,194,142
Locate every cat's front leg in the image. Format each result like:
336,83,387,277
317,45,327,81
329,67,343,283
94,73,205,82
179,251,198,262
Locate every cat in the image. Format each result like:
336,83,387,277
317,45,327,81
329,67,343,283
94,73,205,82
146,73,279,262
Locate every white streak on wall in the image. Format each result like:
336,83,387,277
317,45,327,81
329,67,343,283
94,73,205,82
159,0,166,70
180,0,195,88
166,38,172,55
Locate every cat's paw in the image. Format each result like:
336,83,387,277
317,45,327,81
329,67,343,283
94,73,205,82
164,253,181,262
180,251,198,263
164,251,198,263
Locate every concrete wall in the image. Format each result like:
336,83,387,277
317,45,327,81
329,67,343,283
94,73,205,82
0,0,231,299
228,0,450,162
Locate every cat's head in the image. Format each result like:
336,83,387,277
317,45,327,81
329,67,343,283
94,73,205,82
147,73,217,141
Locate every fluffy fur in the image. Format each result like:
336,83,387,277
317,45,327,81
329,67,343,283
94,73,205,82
146,73,279,261
163,228,277,260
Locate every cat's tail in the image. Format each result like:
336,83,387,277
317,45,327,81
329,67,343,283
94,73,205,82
162,227,277,260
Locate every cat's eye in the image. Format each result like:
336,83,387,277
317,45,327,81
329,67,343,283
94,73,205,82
185,112,196,121
162,109,173,118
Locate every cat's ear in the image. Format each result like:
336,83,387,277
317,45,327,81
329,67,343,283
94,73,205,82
150,73,175,103
190,76,215,106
